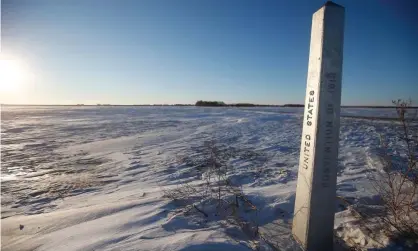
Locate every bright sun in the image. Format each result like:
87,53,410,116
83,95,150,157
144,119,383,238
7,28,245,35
0,59,27,93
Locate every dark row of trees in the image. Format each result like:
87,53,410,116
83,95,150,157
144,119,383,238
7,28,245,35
195,100,226,106
282,104,304,107
195,100,282,107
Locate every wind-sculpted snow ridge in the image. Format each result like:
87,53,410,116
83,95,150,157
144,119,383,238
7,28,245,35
1,106,402,250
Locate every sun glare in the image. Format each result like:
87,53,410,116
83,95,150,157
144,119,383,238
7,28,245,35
0,59,27,93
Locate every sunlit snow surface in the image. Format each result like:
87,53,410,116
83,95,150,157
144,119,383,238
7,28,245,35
0,106,404,250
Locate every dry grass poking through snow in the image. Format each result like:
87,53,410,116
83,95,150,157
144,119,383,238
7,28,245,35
336,100,418,250
162,141,287,250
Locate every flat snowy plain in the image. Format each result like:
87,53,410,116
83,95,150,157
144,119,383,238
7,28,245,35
0,106,405,250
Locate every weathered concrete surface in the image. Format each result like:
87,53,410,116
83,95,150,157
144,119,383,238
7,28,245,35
292,1,345,250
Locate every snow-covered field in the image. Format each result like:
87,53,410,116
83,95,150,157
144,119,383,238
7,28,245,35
0,106,403,250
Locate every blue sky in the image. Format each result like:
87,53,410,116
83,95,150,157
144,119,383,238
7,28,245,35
2,0,417,105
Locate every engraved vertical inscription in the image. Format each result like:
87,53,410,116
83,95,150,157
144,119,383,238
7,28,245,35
303,134,311,169
320,71,338,187
322,120,333,187
306,90,315,126
302,90,316,169
325,73,336,93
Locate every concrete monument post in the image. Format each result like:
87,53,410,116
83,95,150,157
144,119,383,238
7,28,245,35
292,1,345,250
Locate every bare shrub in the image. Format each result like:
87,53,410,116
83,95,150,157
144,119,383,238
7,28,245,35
351,99,418,249
162,140,270,249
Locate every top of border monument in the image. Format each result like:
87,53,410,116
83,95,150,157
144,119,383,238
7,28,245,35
322,1,344,8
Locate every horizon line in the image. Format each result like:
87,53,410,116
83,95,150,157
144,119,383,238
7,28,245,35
2,104,417,109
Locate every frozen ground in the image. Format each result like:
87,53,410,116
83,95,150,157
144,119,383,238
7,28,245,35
0,106,406,250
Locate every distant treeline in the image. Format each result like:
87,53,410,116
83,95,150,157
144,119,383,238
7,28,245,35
282,104,304,107
195,100,282,107
195,101,226,106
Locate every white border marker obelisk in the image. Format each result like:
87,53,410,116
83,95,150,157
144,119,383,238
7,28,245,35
292,1,345,250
